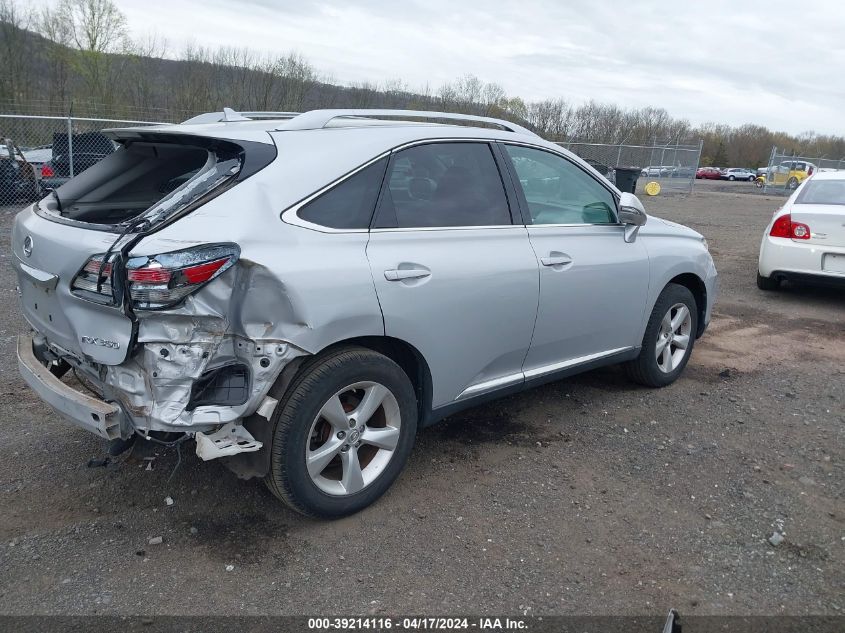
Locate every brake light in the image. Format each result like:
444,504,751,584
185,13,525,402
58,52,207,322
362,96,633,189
41,164,54,178
83,259,112,277
125,244,239,310
770,214,810,240
71,254,118,304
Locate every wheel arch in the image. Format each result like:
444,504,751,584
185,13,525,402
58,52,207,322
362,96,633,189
307,335,433,429
667,272,707,338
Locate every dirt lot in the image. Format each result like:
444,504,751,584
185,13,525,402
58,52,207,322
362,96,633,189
0,179,842,616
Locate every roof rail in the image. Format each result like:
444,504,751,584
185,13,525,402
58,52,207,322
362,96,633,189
182,108,301,125
279,109,540,137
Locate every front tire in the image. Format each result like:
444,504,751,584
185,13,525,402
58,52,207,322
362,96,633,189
265,347,417,518
625,284,698,388
787,177,799,190
728,175,736,181
756,271,780,290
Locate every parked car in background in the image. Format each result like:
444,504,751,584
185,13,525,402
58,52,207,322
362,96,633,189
641,165,673,177
758,171,845,290
696,167,721,180
40,151,113,190
1,141,41,204
670,166,695,178
755,161,816,189
22,146,53,171
13,108,718,518
39,131,116,191
721,168,756,181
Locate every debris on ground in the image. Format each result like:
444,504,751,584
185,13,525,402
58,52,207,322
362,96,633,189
164,496,174,506
768,532,784,547
148,536,163,545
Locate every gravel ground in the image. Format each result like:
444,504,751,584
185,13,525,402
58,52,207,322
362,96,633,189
0,180,842,616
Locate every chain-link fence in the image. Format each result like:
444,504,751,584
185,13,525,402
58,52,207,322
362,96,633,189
557,141,703,194
1,112,706,208
761,146,845,195
0,114,164,208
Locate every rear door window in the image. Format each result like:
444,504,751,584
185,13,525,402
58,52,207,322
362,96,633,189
374,142,511,228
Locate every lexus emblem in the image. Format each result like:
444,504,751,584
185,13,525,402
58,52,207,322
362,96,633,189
23,235,33,258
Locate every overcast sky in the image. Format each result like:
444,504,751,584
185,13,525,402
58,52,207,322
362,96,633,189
112,0,844,136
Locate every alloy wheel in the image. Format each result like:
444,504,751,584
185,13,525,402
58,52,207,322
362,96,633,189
305,381,401,496
655,303,692,373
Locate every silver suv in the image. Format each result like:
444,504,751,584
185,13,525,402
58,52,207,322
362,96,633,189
13,109,718,517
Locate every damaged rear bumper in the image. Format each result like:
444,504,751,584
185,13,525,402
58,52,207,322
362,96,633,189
17,335,123,440
19,324,305,455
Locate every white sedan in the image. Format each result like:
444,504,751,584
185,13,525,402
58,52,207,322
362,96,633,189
758,171,845,290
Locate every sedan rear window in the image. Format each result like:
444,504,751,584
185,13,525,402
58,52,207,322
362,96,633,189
796,180,845,205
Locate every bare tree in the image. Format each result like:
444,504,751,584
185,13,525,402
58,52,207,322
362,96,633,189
0,0,33,106
58,0,130,107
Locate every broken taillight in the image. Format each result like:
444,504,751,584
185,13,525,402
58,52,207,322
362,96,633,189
71,244,239,309
125,244,240,310
71,254,119,304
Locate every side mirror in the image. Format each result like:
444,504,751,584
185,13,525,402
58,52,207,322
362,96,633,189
618,192,647,243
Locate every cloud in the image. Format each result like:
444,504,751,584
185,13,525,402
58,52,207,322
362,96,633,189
116,0,845,136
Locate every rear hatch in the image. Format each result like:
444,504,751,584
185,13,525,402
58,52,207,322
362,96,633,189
12,130,276,365
791,179,845,248
12,212,134,364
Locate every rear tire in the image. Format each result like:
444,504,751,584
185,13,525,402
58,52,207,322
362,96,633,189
264,346,417,518
756,271,780,290
787,177,799,190
625,284,698,388
728,175,735,181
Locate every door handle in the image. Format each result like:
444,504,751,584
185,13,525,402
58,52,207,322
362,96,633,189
384,268,431,281
540,255,572,267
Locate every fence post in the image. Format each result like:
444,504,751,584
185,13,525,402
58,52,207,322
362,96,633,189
764,145,777,194
691,139,703,194
615,144,623,167
66,115,74,178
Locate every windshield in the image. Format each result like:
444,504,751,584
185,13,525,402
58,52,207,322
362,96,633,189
795,179,845,205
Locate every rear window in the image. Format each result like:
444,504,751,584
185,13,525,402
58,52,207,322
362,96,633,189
795,179,845,205
51,140,241,225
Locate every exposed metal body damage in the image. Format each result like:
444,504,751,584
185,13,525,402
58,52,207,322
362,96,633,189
91,261,308,436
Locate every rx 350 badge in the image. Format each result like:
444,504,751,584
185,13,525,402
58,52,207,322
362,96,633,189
81,336,120,349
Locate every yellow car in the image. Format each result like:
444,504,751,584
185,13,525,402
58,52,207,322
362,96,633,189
755,161,817,189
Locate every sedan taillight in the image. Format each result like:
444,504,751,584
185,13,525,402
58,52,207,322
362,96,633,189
770,214,810,240
125,244,240,310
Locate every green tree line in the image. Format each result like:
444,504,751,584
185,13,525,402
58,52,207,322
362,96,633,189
1,0,843,167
